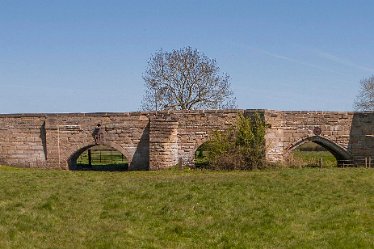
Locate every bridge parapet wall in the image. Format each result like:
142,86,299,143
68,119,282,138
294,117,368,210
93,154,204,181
43,113,150,170
348,112,374,160
264,110,374,164
0,114,47,168
0,110,372,169
147,110,241,168
175,110,242,165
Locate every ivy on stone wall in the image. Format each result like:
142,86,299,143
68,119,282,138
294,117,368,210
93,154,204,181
205,112,266,170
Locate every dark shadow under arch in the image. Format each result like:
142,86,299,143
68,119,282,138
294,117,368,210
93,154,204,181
287,136,352,165
68,144,128,171
194,142,210,168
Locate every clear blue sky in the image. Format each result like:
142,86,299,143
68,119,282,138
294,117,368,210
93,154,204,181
1,0,374,113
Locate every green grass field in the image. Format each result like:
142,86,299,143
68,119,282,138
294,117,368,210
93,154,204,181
76,148,128,171
291,151,338,167
289,142,338,167
0,166,372,248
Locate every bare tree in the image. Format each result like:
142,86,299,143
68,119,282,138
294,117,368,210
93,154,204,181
354,75,374,111
142,47,236,111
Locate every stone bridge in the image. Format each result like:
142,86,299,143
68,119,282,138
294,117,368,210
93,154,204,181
0,110,372,169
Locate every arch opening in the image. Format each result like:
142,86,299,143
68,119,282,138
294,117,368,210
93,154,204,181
194,142,210,168
69,145,128,171
287,136,352,167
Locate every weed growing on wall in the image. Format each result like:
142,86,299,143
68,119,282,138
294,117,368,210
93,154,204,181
205,112,266,170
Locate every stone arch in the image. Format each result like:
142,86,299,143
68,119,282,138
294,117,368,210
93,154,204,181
67,142,131,170
178,131,211,166
193,140,212,167
193,138,210,155
184,136,210,164
285,136,352,162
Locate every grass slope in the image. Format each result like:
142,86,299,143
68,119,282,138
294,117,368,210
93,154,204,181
0,167,372,249
291,151,337,167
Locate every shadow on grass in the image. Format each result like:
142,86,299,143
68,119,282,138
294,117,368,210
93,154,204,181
75,163,128,171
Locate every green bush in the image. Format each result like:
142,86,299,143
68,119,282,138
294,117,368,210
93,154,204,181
205,112,266,170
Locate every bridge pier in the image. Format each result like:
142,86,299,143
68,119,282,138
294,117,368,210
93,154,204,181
149,115,179,170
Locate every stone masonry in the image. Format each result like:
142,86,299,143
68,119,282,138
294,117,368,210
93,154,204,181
0,110,372,169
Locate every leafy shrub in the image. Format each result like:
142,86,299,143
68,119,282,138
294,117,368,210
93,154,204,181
204,112,266,170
